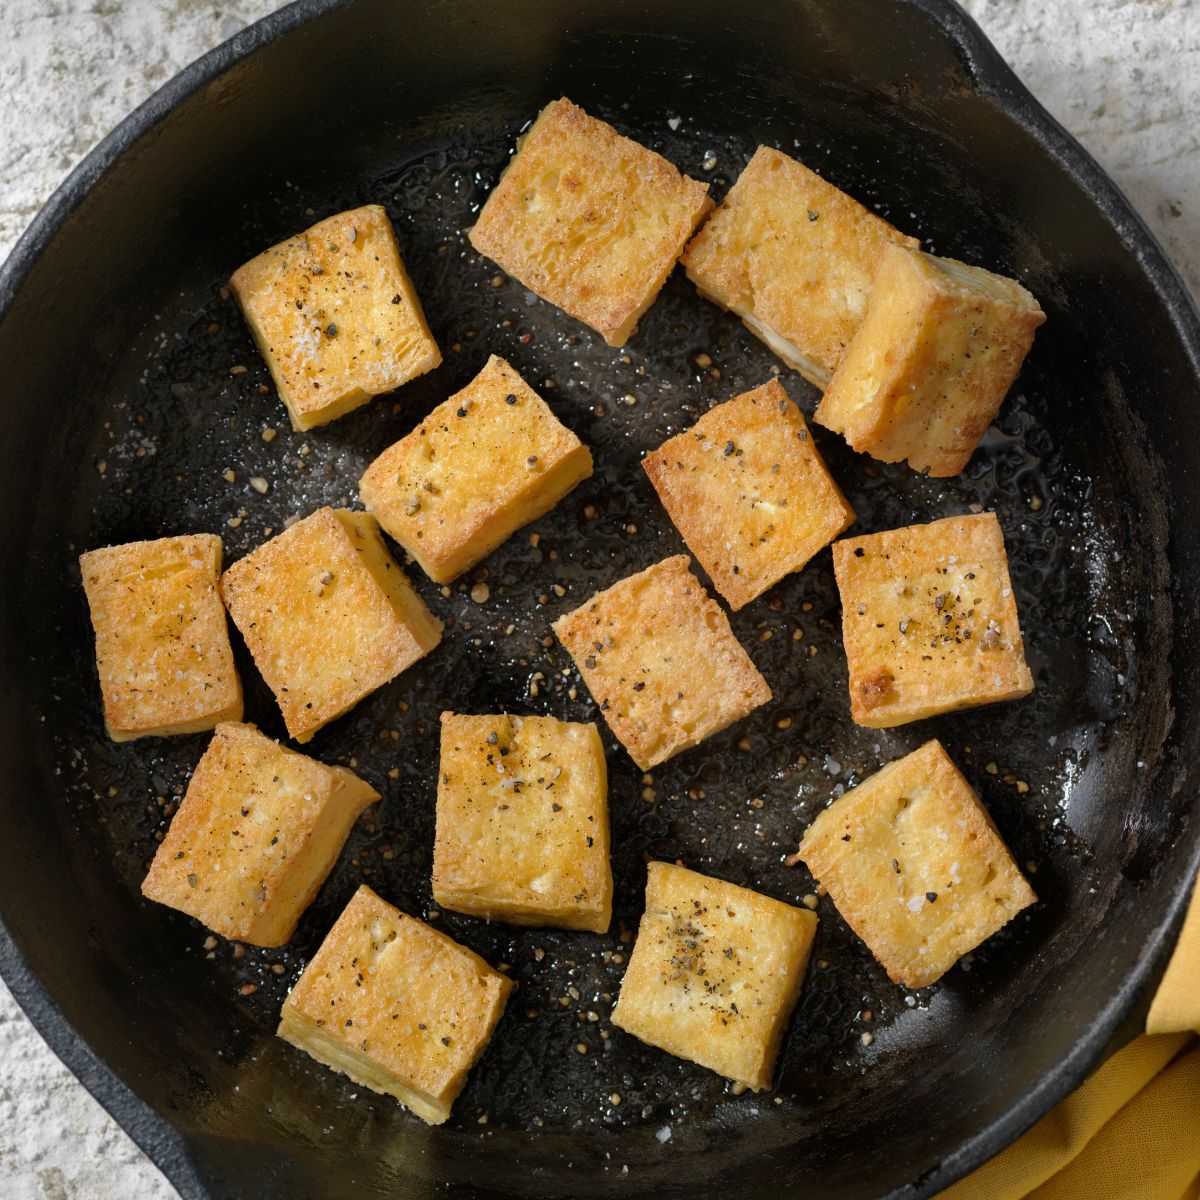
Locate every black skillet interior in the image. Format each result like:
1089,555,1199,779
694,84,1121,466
1,1,1199,1198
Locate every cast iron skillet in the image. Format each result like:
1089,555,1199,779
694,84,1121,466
1,0,1198,1197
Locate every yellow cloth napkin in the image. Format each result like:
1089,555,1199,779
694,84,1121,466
939,874,1200,1200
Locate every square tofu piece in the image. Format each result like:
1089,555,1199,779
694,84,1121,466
433,713,612,932
832,512,1033,728
468,98,712,347
815,244,1046,477
80,534,242,741
230,204,440,431
278,885,513,1124
797,740,1036,988
220,508,442,742
681,146,919,386
360,355,593,583
553,556,771,770
642,378,855,610
612,862,817,1090
141,722,378,946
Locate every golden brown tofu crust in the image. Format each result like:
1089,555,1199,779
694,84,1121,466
230,204,441,431
642,378,855,609
552,555,771,770
832,512,1033,728
433,713,612,932
278,885,512,1124
220,507,442,742
815,244,1046,476
612,862,817,1089
141,722,378,946
468,98,712,346
797,740,1036,988
682,146,919,385
79,534,242,741
360,355,593,583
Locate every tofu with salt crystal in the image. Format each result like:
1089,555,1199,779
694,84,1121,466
278,885,512,1124
612,862,817,1090
797,739,1036,988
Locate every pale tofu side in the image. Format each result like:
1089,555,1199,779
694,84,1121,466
815,244,1046,477
141,722,378,946
277,885,513,1125
797,740,1036,988
433,713,612,932
79,534,243,741
681,146,919,387
552,555,772,770
230,204,441,431
360,355,593,583
642,378,855,610
468,97,712,347
220,507,443,743
832,512,1033,728
612,862,817,1090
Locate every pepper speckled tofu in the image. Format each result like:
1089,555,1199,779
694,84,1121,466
552,555,771,770
796,740,1036,988
230,204,441,431
360,355,592,584
277,885,513,1125
612,862,817,1090
642,378,855,610
681,146,919,386
831,512,1033,728
815,244,1045,477
79,534,242,741
220,507,442,743
433,713,611,932
468,98,712,347
141,722,378,946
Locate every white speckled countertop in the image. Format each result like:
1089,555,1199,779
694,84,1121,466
0,1,1196,1196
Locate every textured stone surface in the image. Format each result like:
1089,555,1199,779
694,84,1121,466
0,0,1195,1196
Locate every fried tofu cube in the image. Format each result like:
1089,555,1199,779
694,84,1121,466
141,722,378,946
360,355,593,584
797,740,1036,988
230,204,440,431
79,534,242,741
277,885,512,1124
681,146,919,387
612,862,817,1090
832,512,1033,728
468,98,712,347
815,244,1046,477
220,508,442,742
433,713,611,932
552,555,771,770
642,378,855,610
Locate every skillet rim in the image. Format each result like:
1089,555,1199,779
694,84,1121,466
0,0,1197,1196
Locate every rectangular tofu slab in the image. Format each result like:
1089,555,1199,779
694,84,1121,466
278,885,513,1124
141,722,378,946
832,512,1033,727
230,204,440,430
552,555,771,770
360,355,592,583
220,507,442,742
642,378,855,609
80,534,242,740
612,862,817,1090
469,98,712,346
682,146,919,386
797,740,1036,988
815,244,1045,476
433,713,612,932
